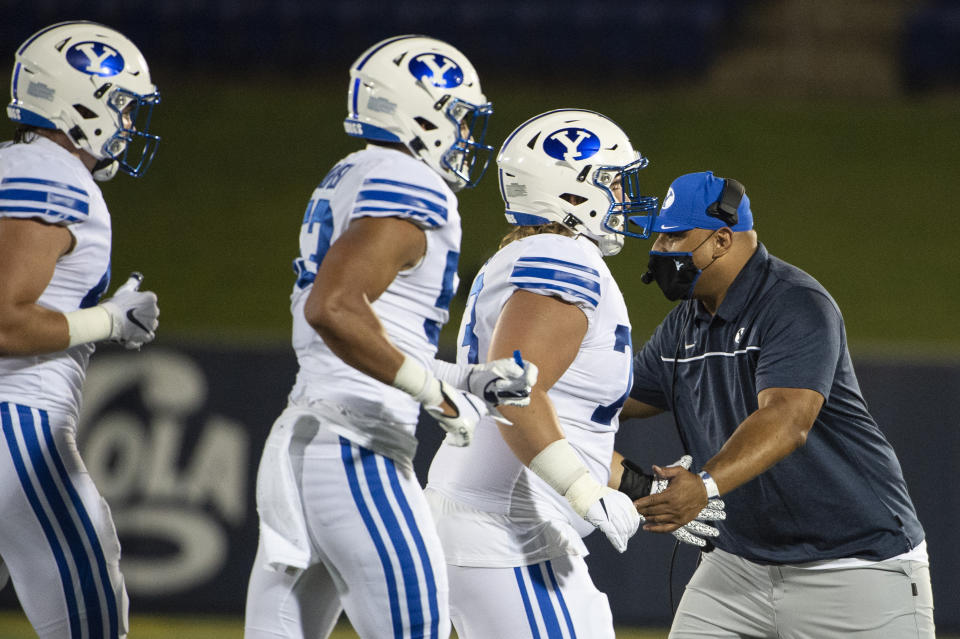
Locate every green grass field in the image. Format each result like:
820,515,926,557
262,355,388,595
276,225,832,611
1,611,957,638
0,612,670,638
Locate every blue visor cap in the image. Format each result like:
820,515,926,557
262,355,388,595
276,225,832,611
650,171,753,233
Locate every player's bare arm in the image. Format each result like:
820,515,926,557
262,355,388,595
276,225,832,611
489,289,587,463
303,215,426,385
0,217,74,355
608,450,627,489
636,386,823,532
489,288,640,552
619,396,662,420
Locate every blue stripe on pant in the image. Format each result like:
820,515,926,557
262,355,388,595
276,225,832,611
37,406,119,638
385,459,440,639
0,403,118,639
2,403,82,639
514,560,578,639
340,436,440,639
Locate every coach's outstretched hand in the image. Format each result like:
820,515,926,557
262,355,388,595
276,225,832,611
652,456,725,548
100,272,159,350
620,454,725,548
423,381,486,447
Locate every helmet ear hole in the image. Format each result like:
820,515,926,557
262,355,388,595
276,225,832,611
559,193,588,206
414,116,437,131
73,104,98,119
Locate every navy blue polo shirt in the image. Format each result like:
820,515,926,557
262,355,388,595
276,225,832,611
631,243,924,564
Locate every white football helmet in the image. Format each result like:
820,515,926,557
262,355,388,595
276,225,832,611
344,35,492,191
497,109,658,256
7,21,160,179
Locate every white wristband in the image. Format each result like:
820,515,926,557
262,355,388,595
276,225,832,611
699,471,720,499
392,355,442,406
529,439,603,517
64,306,112,347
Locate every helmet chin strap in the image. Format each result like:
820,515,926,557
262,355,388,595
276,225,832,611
92,158,119,182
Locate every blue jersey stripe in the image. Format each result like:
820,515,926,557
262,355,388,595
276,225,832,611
0,188,89,216
385,459,440,639
352,206,441,227
0,205,83,223
513,567,543,639
17,405,106,639
357,189,448,220
2,176,88,196
528,563,564,638
516,256,599,277
360,448,426,638
545,560,577,638
513,281,599,308
363,178,447,201
1,403,82,639
39,409,119,638
340,438,404,639
510,266,601,295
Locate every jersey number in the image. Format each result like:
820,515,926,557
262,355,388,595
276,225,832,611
460,272,485,364
424,250,459,346
591,324,633,426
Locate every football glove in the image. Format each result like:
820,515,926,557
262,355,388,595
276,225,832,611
620,454,725,548
530,440,640,553
100,273,159,350
431,354,538,410
466,356,538,407
582,487,642,553
422,380,486,447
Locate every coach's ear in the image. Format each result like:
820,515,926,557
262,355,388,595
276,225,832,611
712,227,735,259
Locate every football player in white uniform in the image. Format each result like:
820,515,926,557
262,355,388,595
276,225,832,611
244,36,535,639
0,21,161,639
425,109,658,638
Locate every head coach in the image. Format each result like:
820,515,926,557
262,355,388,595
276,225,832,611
619,171,935,638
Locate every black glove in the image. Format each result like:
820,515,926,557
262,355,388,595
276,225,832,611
617,457,654,500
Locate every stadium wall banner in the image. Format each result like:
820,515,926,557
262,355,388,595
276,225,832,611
1,342,956,629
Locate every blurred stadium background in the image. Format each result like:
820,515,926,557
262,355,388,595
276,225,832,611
2,0,959,636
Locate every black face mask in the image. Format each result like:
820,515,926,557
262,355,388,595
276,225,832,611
643,232,718,301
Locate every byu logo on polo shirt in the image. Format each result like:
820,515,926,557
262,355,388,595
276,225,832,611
543,128,601,162
408,53,464,88
66,42,125,77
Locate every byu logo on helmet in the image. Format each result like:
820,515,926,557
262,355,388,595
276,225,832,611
543,128,601,162
408,53,463,88
65,41,125,77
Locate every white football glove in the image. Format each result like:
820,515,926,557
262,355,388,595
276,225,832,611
422,380,486,447
100,273,159,350
652,455,726,548
431,353,539,410
583,488,642,553
529,440,641,553
465,356,538,408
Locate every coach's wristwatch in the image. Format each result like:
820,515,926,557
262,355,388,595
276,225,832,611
698,471,720,499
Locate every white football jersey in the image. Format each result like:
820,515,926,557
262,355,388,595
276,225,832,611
427,233,633,561
0,138,112,418
288,146,461,460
